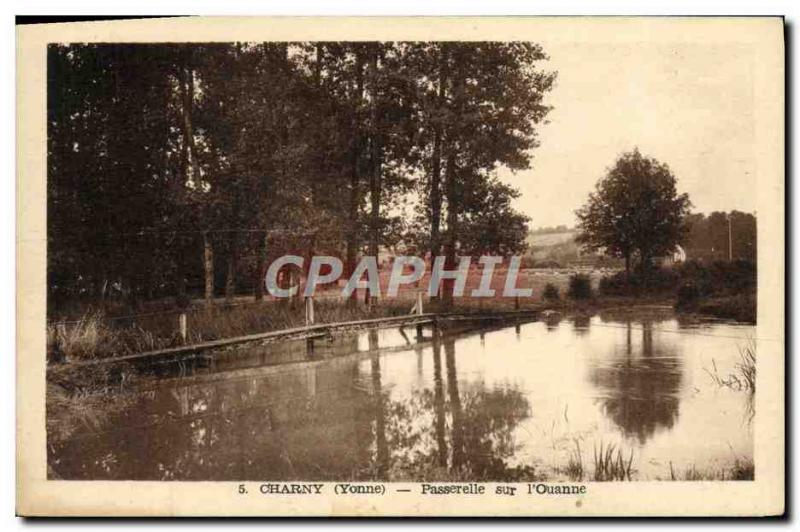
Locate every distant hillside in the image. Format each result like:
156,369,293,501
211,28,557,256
525,229,620,268
527,230,578,248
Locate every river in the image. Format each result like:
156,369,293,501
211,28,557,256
48,308,755,481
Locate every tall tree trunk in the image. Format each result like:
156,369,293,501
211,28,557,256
429,46,448,289
441,48,463,309
639,250,651,285
441,151,458,308
346,49,365,308
203,231,214,303
254,231,268,301
365,46,382,306
346,174,360,307
299,235,316,304
624,252,631,281
430,129,443,258
178,65,201,183
225,232,239,300
178,61,213,303
177,273,187,300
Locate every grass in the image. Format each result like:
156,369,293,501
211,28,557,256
593,441,634,481
46,361,140,447
48,313,116,361
736,341,757,392
563,439,584,481
668,457,754,481
555,440,635,481
47,297,415,361
560,441,753,481
706,339,756,393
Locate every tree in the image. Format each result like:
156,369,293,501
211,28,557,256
47,41,554,315
683,210,756,262
406,42,554,306
575,149,691,278
458,178,530,257
48,44,189,309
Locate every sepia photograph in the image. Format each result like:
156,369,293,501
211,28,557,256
15,15,785,517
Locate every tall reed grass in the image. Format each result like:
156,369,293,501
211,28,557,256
47,298,414,361
592,441,634,481
668,457,754,481
705,339,756,393
564,439,584,481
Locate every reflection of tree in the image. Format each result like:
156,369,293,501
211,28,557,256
543,312,562,331
379,335,534,481
588,320,683,443
50,358,378,480
573,314,591,336
370,334,389,478
445,338,466,469
432,330,447,467
51,330,534,482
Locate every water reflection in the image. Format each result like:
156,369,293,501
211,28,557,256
543,312,562,331
50,327,534,481
432,332,447,467
573,314,591,336
370,331,533,481
587,320,682,443
369,329,390,478
48,312,753,481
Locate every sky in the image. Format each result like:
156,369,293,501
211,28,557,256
499,40,757,229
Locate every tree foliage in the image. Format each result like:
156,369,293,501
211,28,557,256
47,42,554,313
684,211,756,262
575,149,692,275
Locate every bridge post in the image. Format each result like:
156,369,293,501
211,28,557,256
179,313,187,344
305,297,315,355
415,290,425,339
305,296,315,325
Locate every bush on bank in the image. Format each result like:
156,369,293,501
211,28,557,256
567,274,593,300
542,283,560,301
599,268,678,296
597,259,756,322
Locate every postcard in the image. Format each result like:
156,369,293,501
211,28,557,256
16,16,785,516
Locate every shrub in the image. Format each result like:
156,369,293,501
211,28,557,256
675,281,701,309
542,283,560,301
599,268,679,296
675,259,756,297
644,267,680,291
670,260,756,322
567,274,593,300
598,272,632,296
696,295,756,323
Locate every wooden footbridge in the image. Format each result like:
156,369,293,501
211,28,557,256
51,295,542,370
